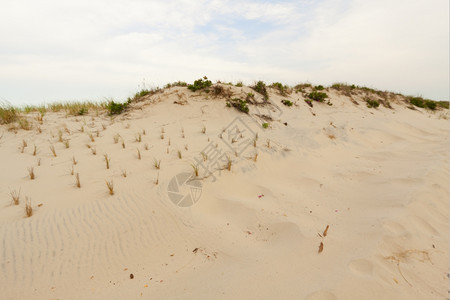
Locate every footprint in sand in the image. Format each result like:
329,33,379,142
348,259,374,276
305,290,337,300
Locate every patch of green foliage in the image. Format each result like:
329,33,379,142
262,122,269,129
106,100,130,115
281,99,293,107
252,81,269,101
235,81,243,87
314,85,325,91
307,91,328,102
271,82,289,96
437,101,449,109
227,98,249,114
409,96,438,110
365,98,380,108
188,76,212,92
164,81,187,89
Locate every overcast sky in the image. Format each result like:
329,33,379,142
1,0,448,105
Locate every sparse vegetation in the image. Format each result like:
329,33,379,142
262,122,269,129
281,99,293,107
106,180,114,195
137,148,141,160
25,197,32,217
75,173,81,188
104,154,110,169
365,98,380,108
226,155,232,171
50,145,57,157
252,81,269,101
178,150,182,159
192,164,199,177
201,125,206,134
10,188,20,205
308,91,328,102
227,98,249,113
28,167,35,179
270,82,289,96
153,159,161,169
188,76,212,92
106,100,129,115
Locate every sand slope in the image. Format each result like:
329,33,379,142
0,86,448,299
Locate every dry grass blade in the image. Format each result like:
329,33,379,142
73,155,78,165
318,242,324,253
32,145,37,156
121,169,127,177
22,139,27,148
177,150,182,159
136,133,142,142
63,139,70,148
137,148,141,160
106,180,114,195
10,188,20,205
88,133,95,142
201,125,206,134
50,145,57,157
75,173,81,188
144,143,149,150
323,225,330,237
201,152,207,161
253,152,258,162
91,147,97,155
104,154,110,169
25,197,32,217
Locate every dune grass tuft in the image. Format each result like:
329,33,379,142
153,159,161,169
50,145,57,157
191,164,199,177
104,154,110,169
28,167,35,180
226,156,232,171
106,180,114,195
75,173,81,188
10,188,20,205
25,197,32,217
63,139,70,148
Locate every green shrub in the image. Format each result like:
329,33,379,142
424,100,437,110
307,91,328,102
314,85,325,91
271,82,289,96
188,76,212,92
227,98,249,114
281,99,293,107
437,101,449,109
262,122,269,129
252,81,269,101
409,97,425,108
235,81,243,87
107,100,129,115
365,98,380,108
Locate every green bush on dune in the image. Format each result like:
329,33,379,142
307,91,328,102
188,76,212,92
226,98,249,114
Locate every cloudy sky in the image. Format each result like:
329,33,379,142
1,0,448,105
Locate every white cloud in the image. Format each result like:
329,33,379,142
0,0,448,105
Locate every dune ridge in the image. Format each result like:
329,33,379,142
0,82,448,299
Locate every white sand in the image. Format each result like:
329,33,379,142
0,86,448,299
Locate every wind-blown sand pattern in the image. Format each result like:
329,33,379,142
0,84,448,299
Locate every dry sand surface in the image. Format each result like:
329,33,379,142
0,85,449,299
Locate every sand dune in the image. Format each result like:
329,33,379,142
0,84,448,299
